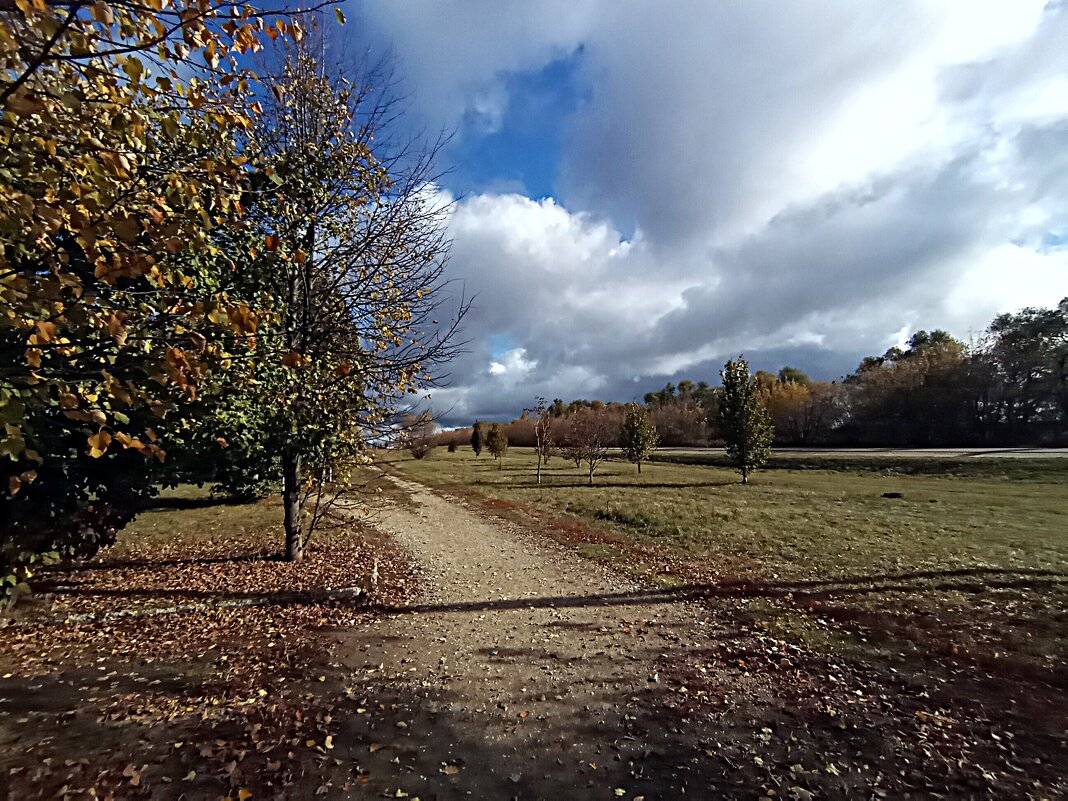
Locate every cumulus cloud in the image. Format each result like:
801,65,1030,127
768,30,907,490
354,1,1068,424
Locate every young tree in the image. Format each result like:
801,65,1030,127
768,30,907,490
570,408,615,485
224,36,464,560
470,422,485,456
620,403,659,474
402,411,437,460
718,357,773,484
486,423,508,468
526,398,554,485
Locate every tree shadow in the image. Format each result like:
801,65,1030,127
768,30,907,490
46,566,1066,618
140,495,253,511
511,480,739,489
58,552,282,573
372,567,1068,617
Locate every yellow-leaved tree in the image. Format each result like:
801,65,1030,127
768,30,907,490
0,0,314,600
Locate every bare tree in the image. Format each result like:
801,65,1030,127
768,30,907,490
401,411,437,459
526,397,554,485
569,408,616,485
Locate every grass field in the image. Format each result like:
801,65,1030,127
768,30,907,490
388,446,1068,677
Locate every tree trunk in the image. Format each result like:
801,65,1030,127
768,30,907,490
588,463,594,486
741,465,749,485
537,454,542,485
637,460,642,474
283,451,304,562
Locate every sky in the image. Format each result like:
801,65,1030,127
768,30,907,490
347,0,1068,425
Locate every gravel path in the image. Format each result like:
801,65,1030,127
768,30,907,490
339,475,728,800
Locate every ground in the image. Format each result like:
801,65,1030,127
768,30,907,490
1,452,1066,799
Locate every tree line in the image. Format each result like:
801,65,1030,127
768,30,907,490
426,357,771,484
438,301,1068,458
1,4,463,602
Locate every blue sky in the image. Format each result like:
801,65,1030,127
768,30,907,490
349,1,1068,424
445,50,586,201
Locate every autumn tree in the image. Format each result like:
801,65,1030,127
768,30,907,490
620,403,658,473
761,377,842,445
718,357,773,484
212,36,464,561
0,0,313,597
486,423,508,467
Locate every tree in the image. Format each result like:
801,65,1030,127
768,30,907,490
470,421,485,457
0,0,310,598
718,357,773,484
778,366,810,386
762,380,842,445
526,398,553,485
220,36,464,561
620,403,658,473
569,408,615,485
402,411,436,460
486,423,508,468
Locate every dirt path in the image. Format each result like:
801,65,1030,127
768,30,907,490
340,476,732,800
334,477,1067,801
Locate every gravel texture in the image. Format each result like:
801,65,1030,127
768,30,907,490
340,475,724,800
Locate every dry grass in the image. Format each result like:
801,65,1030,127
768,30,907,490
388,446,1068,674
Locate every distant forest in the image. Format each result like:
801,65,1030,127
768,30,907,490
439,299,1068,449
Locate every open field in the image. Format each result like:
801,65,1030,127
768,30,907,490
388,447,1068,675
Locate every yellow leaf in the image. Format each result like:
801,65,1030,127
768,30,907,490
87,430,112,458
238,790,253,801
35,320,57,342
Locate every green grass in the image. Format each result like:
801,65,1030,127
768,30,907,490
651,449,1068,482
387,446,1068,672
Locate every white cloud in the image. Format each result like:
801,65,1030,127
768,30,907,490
354,1,1068,422
488,348,536,377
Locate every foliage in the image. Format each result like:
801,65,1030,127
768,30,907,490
619,402,658,473
486,423,508,466
718,356,773,484
216,36,464,560
0,0,310,600
470,421,484,456
760,378,843,445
